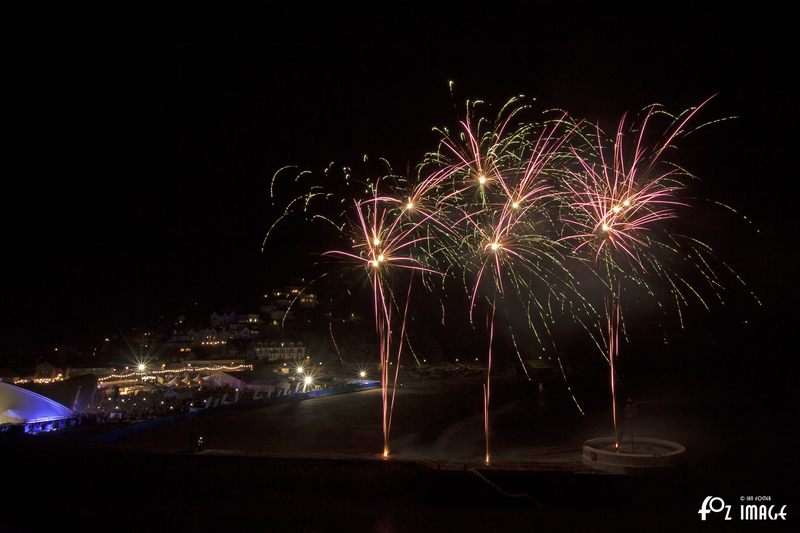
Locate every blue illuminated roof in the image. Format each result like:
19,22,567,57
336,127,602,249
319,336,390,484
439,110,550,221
0,382,73,425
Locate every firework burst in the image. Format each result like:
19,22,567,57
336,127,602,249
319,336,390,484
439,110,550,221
264,90,749,462
558,96,734,446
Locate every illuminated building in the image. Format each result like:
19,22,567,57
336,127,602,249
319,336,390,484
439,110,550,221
252,340,306,362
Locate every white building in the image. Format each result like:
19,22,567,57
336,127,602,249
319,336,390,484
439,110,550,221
252,341,305,362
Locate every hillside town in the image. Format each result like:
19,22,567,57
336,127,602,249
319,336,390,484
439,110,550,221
0,280,388,433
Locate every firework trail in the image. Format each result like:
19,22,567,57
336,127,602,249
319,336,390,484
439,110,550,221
483,297,495,465
607,290,621,446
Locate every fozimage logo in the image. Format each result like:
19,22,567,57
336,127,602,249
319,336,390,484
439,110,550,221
698,496,788,521
698,497,732,520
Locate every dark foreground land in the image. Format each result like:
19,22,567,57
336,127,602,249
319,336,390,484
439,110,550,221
3,376,795,531
5,439,694,532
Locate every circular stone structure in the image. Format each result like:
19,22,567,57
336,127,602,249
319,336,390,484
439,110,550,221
582,437,686,474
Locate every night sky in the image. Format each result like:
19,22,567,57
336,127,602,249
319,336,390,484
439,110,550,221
4,5,797,356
